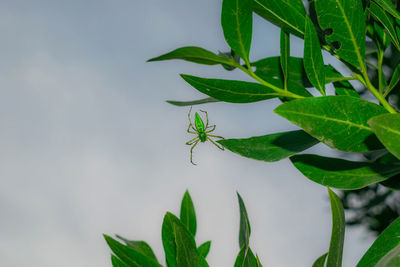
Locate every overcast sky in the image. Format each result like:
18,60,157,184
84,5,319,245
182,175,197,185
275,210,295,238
0,1,376,266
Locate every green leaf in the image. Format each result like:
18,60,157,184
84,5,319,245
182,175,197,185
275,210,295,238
116,235,158,263
221,0,253,65
218,130,319,162
290,154,400,190
312,253,328,267
147,46,232,66
274,96,388,152
234,246,258,267
326,188,345,267
304,16,326,95
253,56,347,89
315,0,366,70
369,2,400,51
104,235,162,267
334,80,360,98
166,97,219,107
180,190,197,236
357,216,400,266
387,64,400,93
369,114,400,160
173,220,209,267
180,74,281,103
197,241,211,259
373,0,400,21
280,29,290,90
237,192,251,249
376,245,400,267
162,213,177,267
111,255,130,267
162,212,208,267
253,0,306,38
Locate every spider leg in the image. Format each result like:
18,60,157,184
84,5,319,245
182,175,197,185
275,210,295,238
205,125,216,133
200,109,209,128
187,106,197,132
186,136,199,145
207,137,224,150
207,134,225,139
187,123,197,134
190,139,200,165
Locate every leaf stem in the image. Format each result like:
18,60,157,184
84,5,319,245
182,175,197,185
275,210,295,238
378,50,384,95
357,72,397,114
234,63,304,99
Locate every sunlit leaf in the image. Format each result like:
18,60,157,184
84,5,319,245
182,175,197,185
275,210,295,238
104,235,161,267
116,235,158,263
218,130,318,162
237,192,251,249
375,245,400,267
221,0,253,65
148,46,232,65
369,114,400,159
234,246,258,267
290,154,400,190
304,16,326,95
373,0,400,21
369,2,400,51
180,190,197,236
315,0,366,70
253,0,306,38
180,74,282,103
326,188,345,267
274,96,388,152
198,241,211,259
111,255,130,267
357,216,400,266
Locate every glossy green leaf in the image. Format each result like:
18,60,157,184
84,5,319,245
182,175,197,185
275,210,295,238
290,154,400,190
173,219,209,267
312,253,327,267
166,97,219,107
280,29,290,90
373,0,400,21
104,235,162,267
116,235,158,263
237,192,251,249
253,0,306,38
234,246,258,267
181,74,282,103
197,241,211,259
357,216,400,266
161,213,177,267
315,0,366,70
369,2,400,51
180,190,197,236
253,56,346,89
274,96,388,152
111,255,130,267
376,245,400,267
304,16,326,95
326,188,345,267
221,0,253,65
369,114,400,159
334,80,360,98
218,130,319,162
147,46,232,66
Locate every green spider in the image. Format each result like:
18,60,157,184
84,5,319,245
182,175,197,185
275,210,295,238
186,107,224,165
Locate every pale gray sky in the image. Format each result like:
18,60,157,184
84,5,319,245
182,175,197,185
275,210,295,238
0,1,375,266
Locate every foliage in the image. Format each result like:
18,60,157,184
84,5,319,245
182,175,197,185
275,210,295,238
106,0,400,265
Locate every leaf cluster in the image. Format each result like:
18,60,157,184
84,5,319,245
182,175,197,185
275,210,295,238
104,191,262,267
